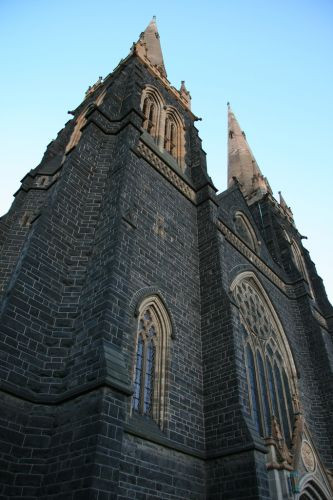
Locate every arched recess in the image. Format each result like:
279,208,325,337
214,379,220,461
140,85,186,171
163,105,185,169
234,211,259,252
140,85,164,143
131,294,172,429
230,271,298,444
298,476,331,500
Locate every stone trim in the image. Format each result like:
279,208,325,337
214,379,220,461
217,219,286,293
135,141,196,204
124,421,267,460
129,286,176,339
0,378,132,406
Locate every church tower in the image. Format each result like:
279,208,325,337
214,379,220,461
0,19,332,499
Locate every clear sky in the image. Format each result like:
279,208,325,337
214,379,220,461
1,0,332,303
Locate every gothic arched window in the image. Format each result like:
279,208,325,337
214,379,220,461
140,86,186,170
234,211,258,252
140,86,163,142
231,273,297,446
164,115,177,157
132,295,172,428
142,95,157,135
163,109,184,165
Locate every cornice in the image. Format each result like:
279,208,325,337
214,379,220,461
134,140,196,204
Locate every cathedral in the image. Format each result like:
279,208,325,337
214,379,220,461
0,18,333,499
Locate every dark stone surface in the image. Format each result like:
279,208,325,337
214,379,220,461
0,51,332,499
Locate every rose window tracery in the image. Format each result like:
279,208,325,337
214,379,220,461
234,280,275,339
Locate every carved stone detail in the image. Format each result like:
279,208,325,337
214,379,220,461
216,219,286,292
233,279,276,339
301,441,316,472
136,141,196,203
266,416,293,471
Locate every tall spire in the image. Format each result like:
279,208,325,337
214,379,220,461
135,17,167,77
227,104,271,201
279,191,294,221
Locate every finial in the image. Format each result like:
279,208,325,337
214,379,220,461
153,15,156,21
227,101,230,109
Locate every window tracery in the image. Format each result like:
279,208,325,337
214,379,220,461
132,295,172,428
232,274,297,446
142,95,158,136
140,85,185,169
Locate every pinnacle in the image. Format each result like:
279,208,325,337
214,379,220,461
228,105,271,201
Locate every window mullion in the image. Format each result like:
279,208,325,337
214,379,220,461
140,336,148,414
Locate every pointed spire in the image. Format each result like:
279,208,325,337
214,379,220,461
135,17,167,77
228,104,271,201
279,191,294,220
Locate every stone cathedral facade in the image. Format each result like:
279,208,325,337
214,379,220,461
0,18,332,500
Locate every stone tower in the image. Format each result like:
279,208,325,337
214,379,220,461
0,18,332,499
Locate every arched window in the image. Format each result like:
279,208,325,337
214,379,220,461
164,115,177,157
234,211,258,252
140,86,163,142
140,86,186,170
231,273,297,447
142,95,157,135
246,344,262,434
132,295,172,428
163,109,184,165
300,480,330,500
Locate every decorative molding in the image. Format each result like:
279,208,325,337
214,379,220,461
128,286,177,339
217,219,286,293
301,440,316,473
312,308,328,329
135,141,196,203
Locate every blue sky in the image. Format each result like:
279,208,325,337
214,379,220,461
1,0,332,302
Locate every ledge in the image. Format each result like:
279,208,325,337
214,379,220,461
125,417,268,461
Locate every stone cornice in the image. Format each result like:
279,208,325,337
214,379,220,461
216,218,287,293
134,140,196,204
124,420,267,461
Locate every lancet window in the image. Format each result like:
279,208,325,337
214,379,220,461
164,114,178,157
140,85,185,169
142,95,158,135
132,295,172,428
232,274,297,446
